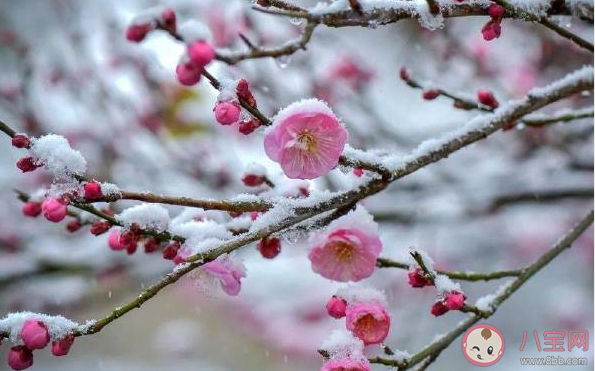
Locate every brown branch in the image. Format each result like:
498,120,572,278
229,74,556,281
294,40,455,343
102,190,272,212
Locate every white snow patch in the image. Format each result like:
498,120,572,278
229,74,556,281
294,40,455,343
117,204,170,232
29,134,87,179
434,274,461,294
320,329,366,360
178,20,212,43
336,284,387,306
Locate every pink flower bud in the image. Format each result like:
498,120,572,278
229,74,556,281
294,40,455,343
238,119,260,135
108,230,126,250
21,320,50,350
430,301,449,317
84,181,103,200
481,20,501,41
160,8,176,33
477,89,499,109
422,89,441,100
214,101,241,125
41,198,67,222
187,41,215,67
175,60,202,86
250,211,260,221
90,221,111,236
408,267,433,288
51,334,74,356
7,346,33,370
16,157,39,173
11,134,30,148
236,79,256,108
22,202,42,217
66,220,82,233
326,295,347,318
242,173,265,187
352,168,363,177
119,230,137,246
445,291,466,310
126,23,153,42
162,241,180,260
488,4,505,20
257,237,281,259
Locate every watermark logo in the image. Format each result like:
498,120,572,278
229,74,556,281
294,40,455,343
462,324,505,366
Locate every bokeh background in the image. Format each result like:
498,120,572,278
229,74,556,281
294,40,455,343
0,0,593,370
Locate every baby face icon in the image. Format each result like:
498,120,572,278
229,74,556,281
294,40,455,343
462,324,505,366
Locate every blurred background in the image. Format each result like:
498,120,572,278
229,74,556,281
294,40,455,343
0,0,593,370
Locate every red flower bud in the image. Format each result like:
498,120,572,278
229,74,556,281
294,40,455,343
11,134,30,148
242,174,266,187
84,181,103,200
22,202,42,217
477,89,499,109
143,238,159,253
257,236,281,259
422,89,441,100
90,221,112,236
238,119,260,135
431,301,450,317
162,241,180,260
236,79,257,108
66,220,82,232
16,157,40,172
399,67,409,81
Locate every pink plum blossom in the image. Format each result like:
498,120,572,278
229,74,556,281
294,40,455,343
320,358,371,371
309,206,382,282
201,255,246,296
345,301,391,345
21,320,50,349
264,99,347,179
41,197,67,222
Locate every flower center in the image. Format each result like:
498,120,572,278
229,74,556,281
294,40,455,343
356,314,377,336
296,130,317,153
328,240,354,262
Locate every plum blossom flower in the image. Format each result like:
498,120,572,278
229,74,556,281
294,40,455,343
320,358,371,371
264,99,348,179
195,255,246,296
345,301,391,345
309,206,382,282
